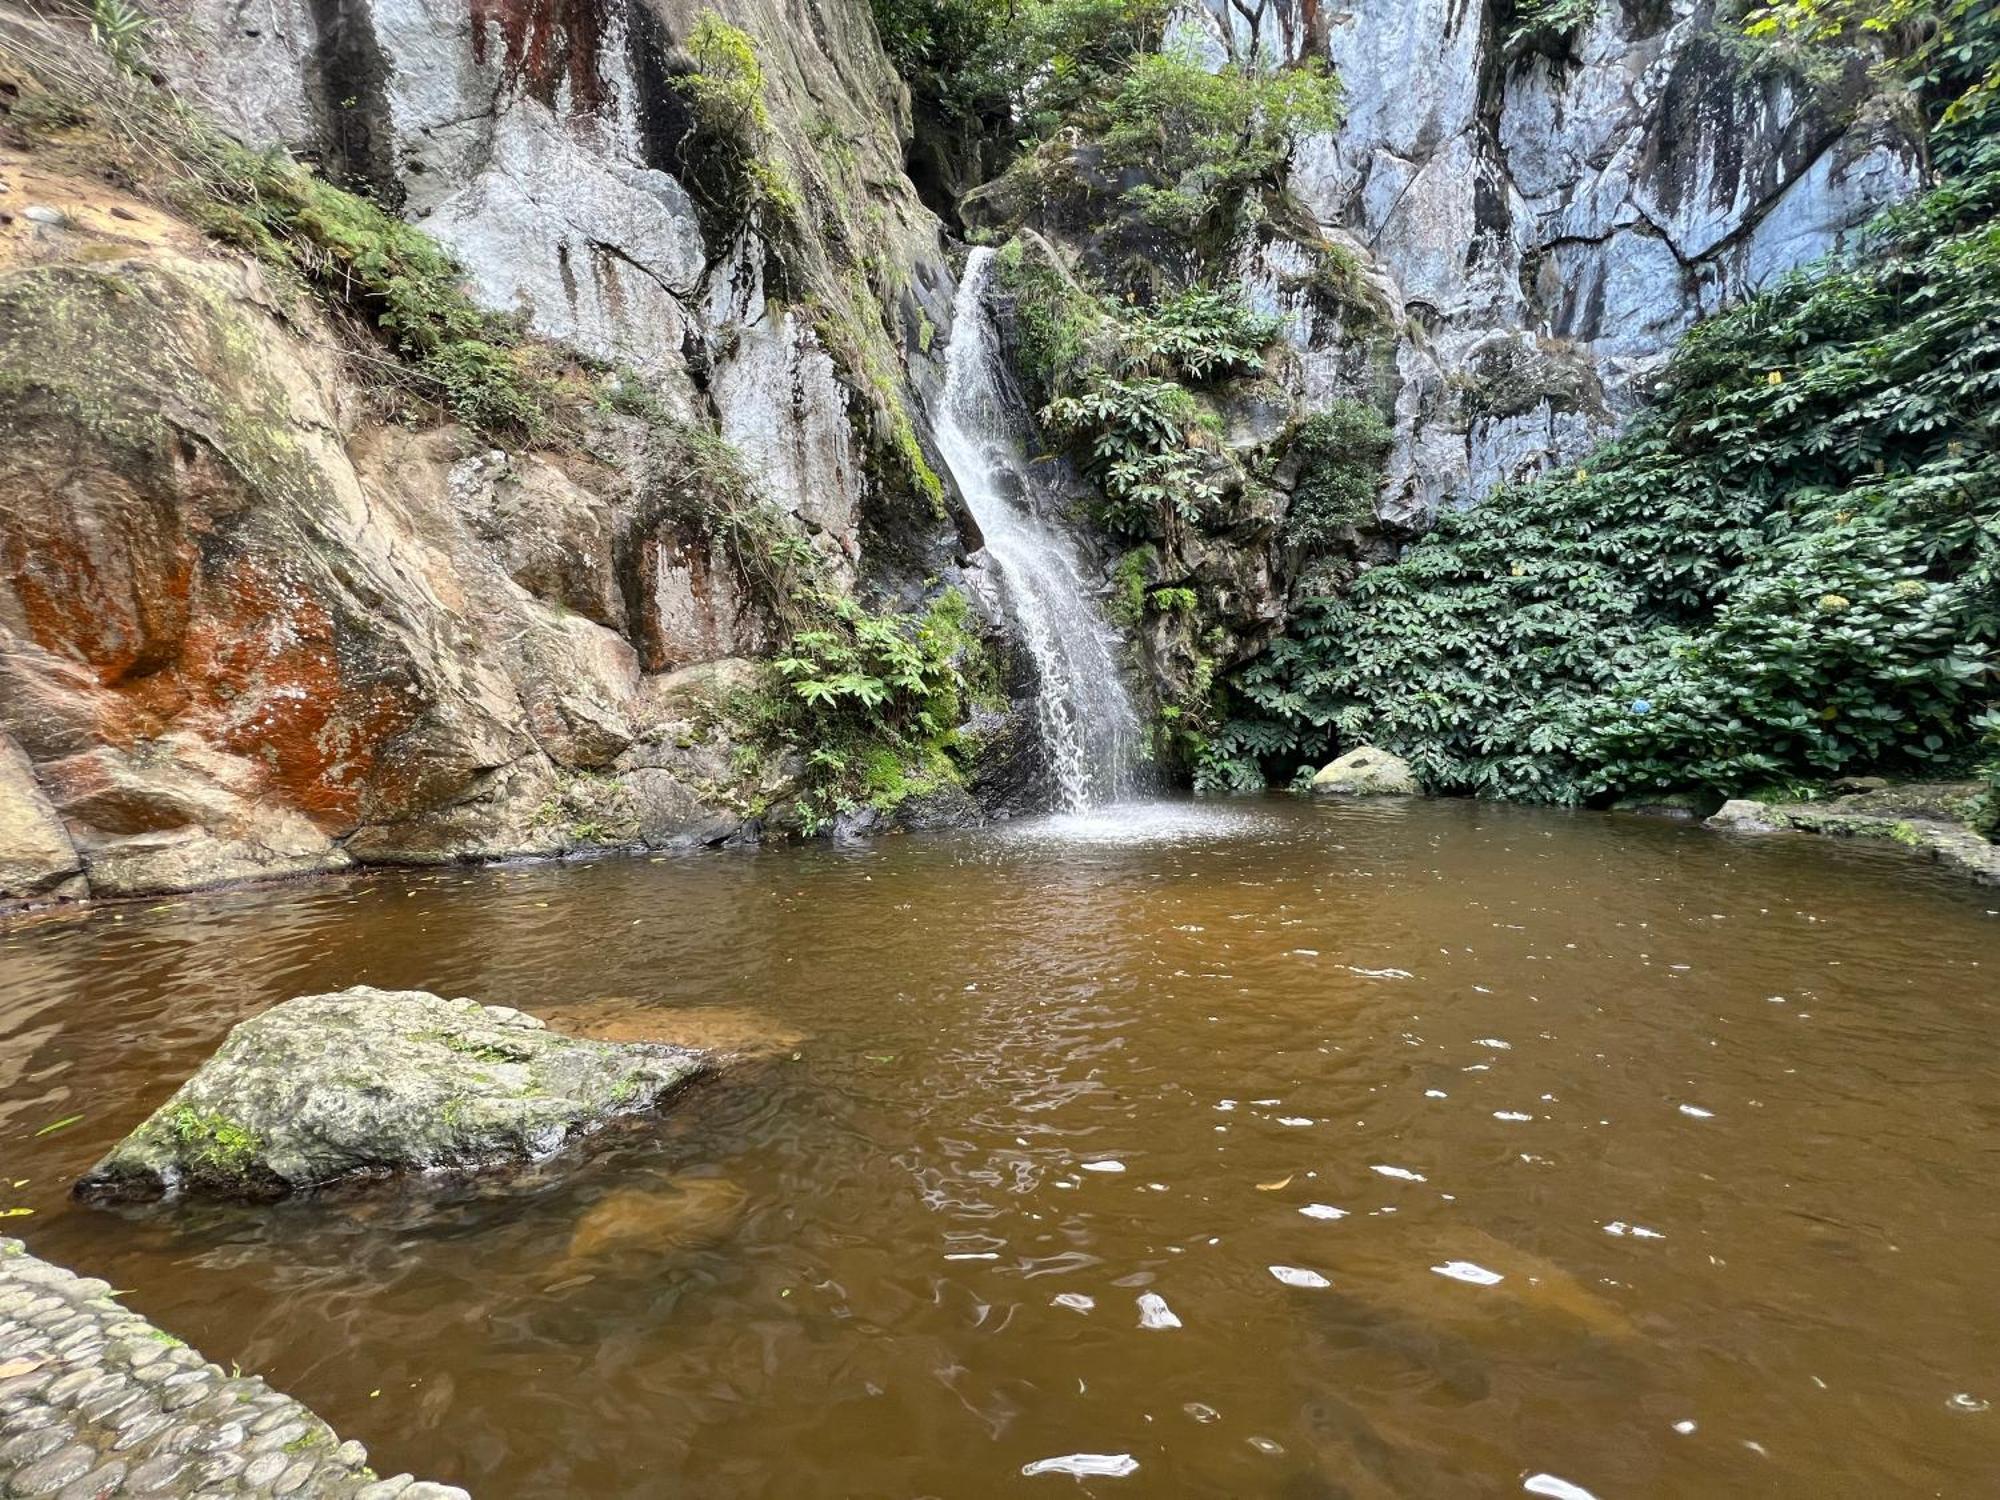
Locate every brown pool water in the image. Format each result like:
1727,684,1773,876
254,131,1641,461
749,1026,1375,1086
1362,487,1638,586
3,797,1997,1499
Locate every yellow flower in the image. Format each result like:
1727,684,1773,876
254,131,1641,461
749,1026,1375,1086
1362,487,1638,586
1816,593,1850,614
1766,370,1784,385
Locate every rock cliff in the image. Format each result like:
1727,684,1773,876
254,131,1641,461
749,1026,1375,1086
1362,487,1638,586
1174,0,1924,524
0,0,995,906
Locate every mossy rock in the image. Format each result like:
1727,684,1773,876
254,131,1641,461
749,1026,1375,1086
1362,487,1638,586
1311,746,1419,798
75,987,708,1202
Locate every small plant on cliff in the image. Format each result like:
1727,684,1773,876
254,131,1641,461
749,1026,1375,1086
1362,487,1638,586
87,0,153,73
670,13,800,227
753,589,986,830
1006,257,1278,542
1102,50,1343,241
1502,0,1601,53
187,141,560,435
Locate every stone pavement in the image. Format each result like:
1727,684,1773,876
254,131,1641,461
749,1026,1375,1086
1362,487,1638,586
0,1238,469,1499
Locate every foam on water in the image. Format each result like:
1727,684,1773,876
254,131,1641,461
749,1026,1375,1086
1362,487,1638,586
995,800,1279,848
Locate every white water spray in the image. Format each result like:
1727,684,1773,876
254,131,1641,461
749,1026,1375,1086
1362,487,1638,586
935,248,1140,810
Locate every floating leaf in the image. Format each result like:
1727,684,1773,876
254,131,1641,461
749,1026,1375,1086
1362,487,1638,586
1255,1174,1293,1191
34,1115,83,1137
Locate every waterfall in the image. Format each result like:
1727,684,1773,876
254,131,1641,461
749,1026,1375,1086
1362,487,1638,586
935,248,1140,811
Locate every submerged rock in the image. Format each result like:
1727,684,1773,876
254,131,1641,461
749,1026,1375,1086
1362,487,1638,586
75,987,708,1202
1312,746,1420,798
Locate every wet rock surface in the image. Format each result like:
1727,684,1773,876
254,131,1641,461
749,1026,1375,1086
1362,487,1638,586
76,988,709,1202
0,1236,469,1498
1708,783,2000,886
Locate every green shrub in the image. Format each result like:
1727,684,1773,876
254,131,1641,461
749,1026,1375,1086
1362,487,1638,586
869,0,1169,143
1974,711,2000,839
753,589,987,829
1502,0,1599,52
670,13,799,225
1100,51,1342,240
1000,256,1278,542
1282,400,1392,552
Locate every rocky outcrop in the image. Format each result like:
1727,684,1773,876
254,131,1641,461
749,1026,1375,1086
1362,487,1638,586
0,156,818,900
77,987,708,1201
1311,745,1418,797
1174,0,1924,525
156,0,959,576
1707,784,2000,885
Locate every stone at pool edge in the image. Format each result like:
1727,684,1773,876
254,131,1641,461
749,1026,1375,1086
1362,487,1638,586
1707,787,2000,887
1311,746,1420,798
75,987,710,1202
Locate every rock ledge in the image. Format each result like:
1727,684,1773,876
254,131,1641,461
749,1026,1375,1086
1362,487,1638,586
76,988,707,1201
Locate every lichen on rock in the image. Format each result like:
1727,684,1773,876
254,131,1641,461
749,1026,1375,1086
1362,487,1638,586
1311,745,1418,797
75,987,710,1201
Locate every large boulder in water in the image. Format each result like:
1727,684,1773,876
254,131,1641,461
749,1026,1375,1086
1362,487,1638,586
1312,746,1420,798
76,988,708,1202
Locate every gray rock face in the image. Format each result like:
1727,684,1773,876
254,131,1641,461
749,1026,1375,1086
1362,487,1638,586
1311,745,1418,797
76,988,709,1201
1177,0,1924,525
159,0,951,574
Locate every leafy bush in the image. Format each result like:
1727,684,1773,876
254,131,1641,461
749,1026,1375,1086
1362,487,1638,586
869,0,1169,143
1503,0,1600,52
1971,710,2000,838
1282,401,1393,552
670,12,799,225
1205,140,2000,799
1100,51,1342,238
1001,253,1278,540
1740,2,1997,166
752,589,986,830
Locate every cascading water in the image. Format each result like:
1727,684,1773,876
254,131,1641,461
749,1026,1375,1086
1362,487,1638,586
936,248,1141,811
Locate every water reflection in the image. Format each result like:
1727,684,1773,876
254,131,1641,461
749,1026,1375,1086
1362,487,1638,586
1,797,1996,1498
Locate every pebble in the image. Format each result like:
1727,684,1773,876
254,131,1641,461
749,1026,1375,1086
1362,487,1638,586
0,1238,468,1497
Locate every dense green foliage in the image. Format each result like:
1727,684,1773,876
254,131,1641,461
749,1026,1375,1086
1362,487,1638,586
999,246,1278,541
1203,140,1999,802
1503,0,1601,53
1281,402,1394,553
866,0,1168,147
1099,52,1343,238
670,12,800,226
748,589,991,831
1741,0,1997,173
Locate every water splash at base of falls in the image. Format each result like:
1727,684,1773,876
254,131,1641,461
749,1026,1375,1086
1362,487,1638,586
935,248,1140,811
